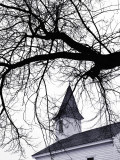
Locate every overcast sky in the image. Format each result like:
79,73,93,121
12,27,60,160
0,148,34,160
0,0,120,160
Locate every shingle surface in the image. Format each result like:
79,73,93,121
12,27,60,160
53,86,83,121
33,122,120,156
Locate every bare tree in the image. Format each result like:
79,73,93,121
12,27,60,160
0,0,120,156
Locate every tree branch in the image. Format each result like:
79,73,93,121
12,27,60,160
9,51,120,70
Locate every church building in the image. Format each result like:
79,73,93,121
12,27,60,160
32,86,120,160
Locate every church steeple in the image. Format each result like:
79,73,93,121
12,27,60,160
53,85,83,121
54,86,84,140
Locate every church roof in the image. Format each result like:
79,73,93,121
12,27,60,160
33,122,120,157
53,86,83,121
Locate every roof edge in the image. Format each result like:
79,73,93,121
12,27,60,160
32,138,112,158
32,122,120,157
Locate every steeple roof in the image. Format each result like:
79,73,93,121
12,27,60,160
53,86,84,121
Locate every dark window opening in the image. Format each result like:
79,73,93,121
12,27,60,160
87,158,94,160
59,119,63,133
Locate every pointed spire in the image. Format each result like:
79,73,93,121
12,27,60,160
53,85,84,121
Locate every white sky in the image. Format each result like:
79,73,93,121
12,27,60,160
1,0,120,160
0,148,34,160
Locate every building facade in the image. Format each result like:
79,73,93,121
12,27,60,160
32,86,120,160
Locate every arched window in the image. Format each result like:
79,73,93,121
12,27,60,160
59,119,63,133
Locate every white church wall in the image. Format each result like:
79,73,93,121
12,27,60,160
34,140,120,160
55,117,81,140
113,133,120,155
